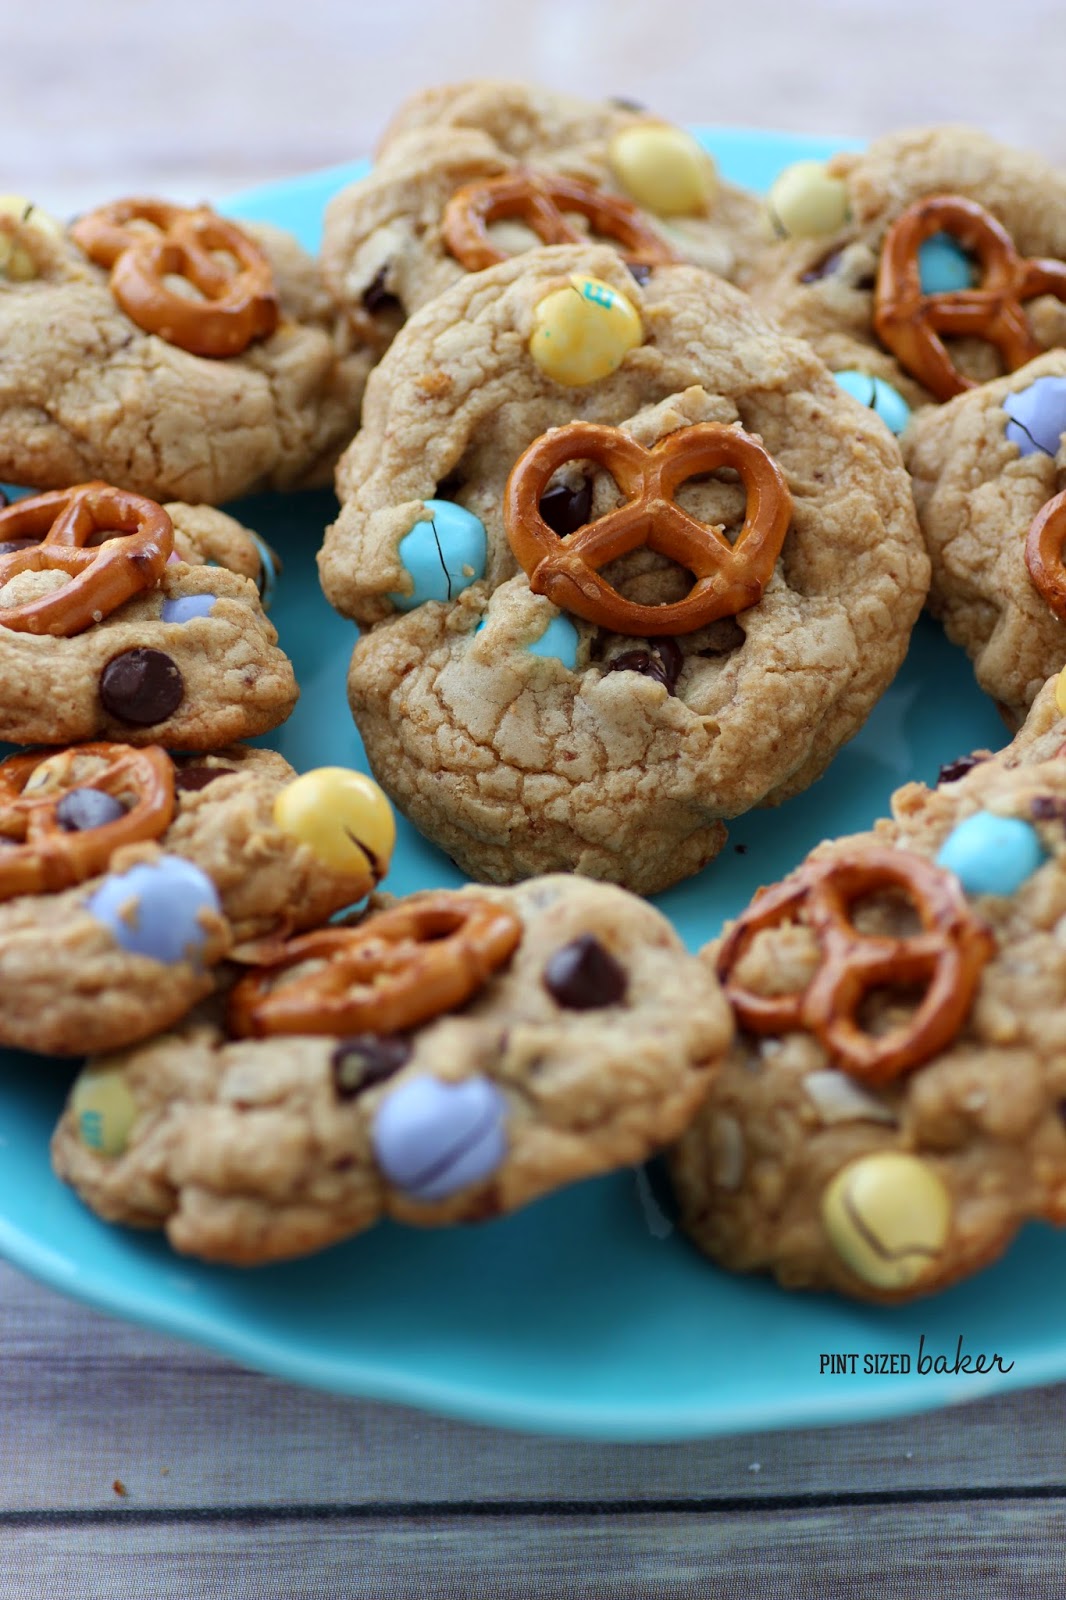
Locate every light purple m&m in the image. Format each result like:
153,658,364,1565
161,594,217,624
371,1073,508,1202
1003,377,1066,458
86,856,221,966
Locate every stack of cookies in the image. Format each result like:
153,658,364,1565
8,82,1066,1305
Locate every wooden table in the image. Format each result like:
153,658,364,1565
3,1257,1063,1596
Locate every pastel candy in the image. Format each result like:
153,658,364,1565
936,810,1045,895
161,594,217,624
606,124,716,217
372,1073,508,1202
249,531,280,609
1003,376,1066,458
474,612,580,669
273,767,395,879
768,161,849,239
86,856,221,965
529,274,643,386
388,501,487,610
917,233,976,294
832,370,911,435
822,1152,951,1291
72,1066,137,1157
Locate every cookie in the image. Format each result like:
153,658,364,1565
670,750,1066,1303
748,126,1066,420
322,86,763,350
0,483,297,747
904,350,1066,722
0,196,369,504
0,744,395,1055
51,874,732,1263
319,244,928,893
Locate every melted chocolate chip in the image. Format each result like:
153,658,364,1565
938,752,990,786
606,637,684,694
539,477,592,537
1032,795,1066,822
99,648,184,726
332,1034,412,1099
176,765,235,793
362,267,402,316
627,263,653,287
56,788,127,832
543,934,628,1010
435,473,464,501
0,538,38,555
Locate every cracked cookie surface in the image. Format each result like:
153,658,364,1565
0,208,370,504
671,749,1066,1303
51,874,733,1262
320,244,928,893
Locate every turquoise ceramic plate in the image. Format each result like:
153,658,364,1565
0,130,1056,1442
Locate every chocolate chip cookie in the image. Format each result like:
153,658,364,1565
0,485,296,747
671,750,1066,1302
0,198,369,504
51,874,732,1263
320,244,928,893
749,126,1066,420
0,744,394,1055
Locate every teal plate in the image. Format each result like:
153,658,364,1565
0,130,1053,1442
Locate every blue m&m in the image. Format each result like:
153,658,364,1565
917,234,977,295
161,594,216,624
388,501,487,610
372,1073,508,1202
935,811,1045,896
833,371,912,435
86,856,221,965
474,612,581,669
1003,376,1066,458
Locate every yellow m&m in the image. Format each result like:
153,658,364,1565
72,1067,138,1158
529,274,643,387
768,161,849,240
607,124,717,217
273,768,396,881
821,1151,951,1291
0,196,63,281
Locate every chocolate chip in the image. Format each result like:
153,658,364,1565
627,263,653,287
543,934,628,1010
606,637,684,694
175,765,235,793
435,473,464,501
539,477,592,537
938,752,990,786
332,1035,412,1099
99,648,184,726
55,788,126,832
0,538,38,555
362,268,402,316
1032,795,1066,822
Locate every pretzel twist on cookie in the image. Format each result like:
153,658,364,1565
716,846,994,1084
1025,489,1066,620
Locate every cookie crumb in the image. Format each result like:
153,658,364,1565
112,1479,128,1497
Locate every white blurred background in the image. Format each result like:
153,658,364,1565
11,0,1066,214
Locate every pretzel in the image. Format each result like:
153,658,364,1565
874,194,1066,400
716,846,994,1084
1025,490,1066,621
228,892,523,1038
0,744,175,901
0,483,174,636
442,169,680,273
70,199,279,358
504,422,792,636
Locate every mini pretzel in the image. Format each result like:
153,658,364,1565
70,199,279,358
716,846,994,1084
228,892,523,1039
0,744,175,901
505,422,792,636
874,195,1066,400
0,483,173,636
1025,490,1066,621
442,170,680,272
